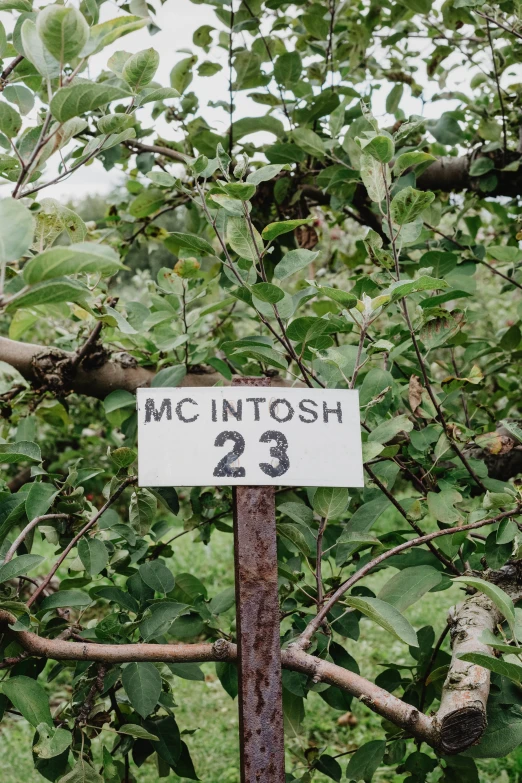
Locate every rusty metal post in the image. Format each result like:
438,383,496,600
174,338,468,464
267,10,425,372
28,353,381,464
232,376,286,783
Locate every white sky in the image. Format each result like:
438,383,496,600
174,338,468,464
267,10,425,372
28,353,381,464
1,0,511,202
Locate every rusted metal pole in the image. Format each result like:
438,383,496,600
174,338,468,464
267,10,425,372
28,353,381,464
232,376,286,783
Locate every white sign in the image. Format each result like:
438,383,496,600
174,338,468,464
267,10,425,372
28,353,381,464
137,387,364,488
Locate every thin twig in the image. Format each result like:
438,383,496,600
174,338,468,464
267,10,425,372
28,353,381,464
476,11,522,42
0,54,24,84
316,517,327,607
425,222,522,292
365,464,461,575
293,505,521,650
4,514,69,563
27,476,137,607
228,1,235,156
485,19,507,157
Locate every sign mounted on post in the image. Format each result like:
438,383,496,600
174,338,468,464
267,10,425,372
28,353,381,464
137,386,363,487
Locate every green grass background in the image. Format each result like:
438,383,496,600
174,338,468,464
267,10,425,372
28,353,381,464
1,524,521,783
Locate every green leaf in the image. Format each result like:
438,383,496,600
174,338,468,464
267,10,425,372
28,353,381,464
23,242,123,284
0,101,21,138
345,740,386,782
231,116,284,141
6,278,91,311
387,275,448,301
58,758,103,783
0,198,34,264
261,219,311,241
139,602,188,641
136,86,180,106
36,5,89,63
226,216,263,261
251,283,284,303
50,84,130,123
3,84,34,116
168,662,205,681
274,51,302,86
209,586,235,615
368,414,413,443
147,715,182,766
465,705,522,759
25,482,57,519
118,724,159,741
2,676,52,727
487,245,522,264
317,286,357,308
231,344,287,371
393,151,435,177
344,595,419,646
458,651,522,683
128,188,165,218
431,113,464,146
359,134,394,163
129,489,156,535
377,566,442,611
390,186,435,225
110,447,137,468
316,754,342,782
278,502,313,526
139,560,175,594
360,152,389,203
122,662,162,718
0,554,45,584
386,83,403,114
246,164,285,185
0,441,41,463
83,16,149,57
122,47,160,90
469,157,495,177
165,232,215,256
40,590,91,611
33,724,72,759
312,487,350,519
95,586,139,614
452,576,515,631
78,538,109,576
21,19,60,78
152,365,187,387
291,127,325,158
427,489,463,524
274,249,319,280
170,55,196,94
222,182,256,201
278,523,310,556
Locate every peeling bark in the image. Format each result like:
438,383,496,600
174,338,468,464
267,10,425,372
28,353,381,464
436,565,522,754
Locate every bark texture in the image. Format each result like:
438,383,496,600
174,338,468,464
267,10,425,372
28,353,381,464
437,564,522,754
435,592,499,754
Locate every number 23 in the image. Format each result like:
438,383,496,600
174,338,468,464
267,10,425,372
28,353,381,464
213,430,290,478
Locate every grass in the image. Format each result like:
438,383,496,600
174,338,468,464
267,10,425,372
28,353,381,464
1,522,521,782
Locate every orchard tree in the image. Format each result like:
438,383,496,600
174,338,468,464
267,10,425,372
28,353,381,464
0,0,522,780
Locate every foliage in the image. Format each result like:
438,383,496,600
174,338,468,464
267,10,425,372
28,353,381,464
0,0,522,781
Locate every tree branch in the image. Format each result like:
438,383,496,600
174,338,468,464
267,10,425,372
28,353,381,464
0,613,437,747
292,506,521,652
